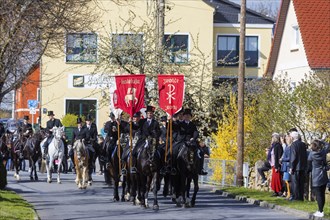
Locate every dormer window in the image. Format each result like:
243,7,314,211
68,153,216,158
291,25,300,51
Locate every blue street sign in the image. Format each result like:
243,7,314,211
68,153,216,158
27,100,38,109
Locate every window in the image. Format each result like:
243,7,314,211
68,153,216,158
164,34,189,63
111,33,143,65
66,33,97,63
291,25,300,50
217,35,259,67
65,99,97,119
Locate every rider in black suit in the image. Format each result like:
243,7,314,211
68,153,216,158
84,114,98,181
181,109,207,175
42,111,63,158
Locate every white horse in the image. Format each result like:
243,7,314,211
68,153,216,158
42,126,65,184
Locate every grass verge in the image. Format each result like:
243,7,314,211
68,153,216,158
0,190,36,220
219,187,330,218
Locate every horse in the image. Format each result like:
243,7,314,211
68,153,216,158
43,126,65,183
174,141,200,207
0,134,10,167
107,133,129,201
135,135,162,210
73,139,89,189
23,130,44,181
6,131,24,180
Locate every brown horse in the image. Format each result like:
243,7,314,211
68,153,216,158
73,140,89,189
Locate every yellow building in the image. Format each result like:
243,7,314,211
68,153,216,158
40,0,274,131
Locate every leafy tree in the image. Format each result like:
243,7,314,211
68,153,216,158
0,0,102,105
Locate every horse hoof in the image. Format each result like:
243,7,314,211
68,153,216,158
113,197,119,202
88,181,92,186
30,176,34,181
172,198,176,203
57,181,61,184
153,205,159,210
35,177,38,181
48,180,52,183
120,197,125,202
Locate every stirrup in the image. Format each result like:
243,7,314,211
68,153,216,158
121,168,127,176
106,162,110,169
130,167,137,174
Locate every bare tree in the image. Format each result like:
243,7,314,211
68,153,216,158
0,0,102,105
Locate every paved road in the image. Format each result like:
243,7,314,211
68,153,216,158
6,170,307,220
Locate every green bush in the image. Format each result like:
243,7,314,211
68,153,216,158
61,114,83,127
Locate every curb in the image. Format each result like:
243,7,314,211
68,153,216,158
214,190,329,220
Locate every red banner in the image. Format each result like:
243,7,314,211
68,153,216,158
158,75,184,116
115,75,145,117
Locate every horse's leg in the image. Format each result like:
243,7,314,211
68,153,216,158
185,177,192,207
29,158,34,180
82,163,88,189
47,156,53,183
191,174,199,207
121,174,126,202
152,172,159,210
33,157,38,181
140,175,147,208
57,156,63,184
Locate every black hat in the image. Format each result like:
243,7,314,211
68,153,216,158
86,114,93,121
133,112,141,117
160,116,167,122
146,105,155,113
109,112,115,118
174,108,184,117
47,111,54,116
23,115,29,120
183,108,192,116
77,117,83,124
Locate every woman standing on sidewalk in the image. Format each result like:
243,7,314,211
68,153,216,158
280,134,292,199
270,133,283,196
308,139,329,218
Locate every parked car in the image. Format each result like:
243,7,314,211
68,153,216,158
0,118,10,127
5,119,23,133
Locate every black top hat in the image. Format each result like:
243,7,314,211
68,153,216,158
109,112,115,118
86,114,93,121
133,112,141,117
183,108,192,116
23,115,29,120
77,117,83,124
47,111,55,116
160,116,167,122
146,105,155,112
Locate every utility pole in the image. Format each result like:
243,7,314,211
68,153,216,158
156,0,165,74
236,0,246,187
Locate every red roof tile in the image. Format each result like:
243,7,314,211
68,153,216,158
293,0,330,69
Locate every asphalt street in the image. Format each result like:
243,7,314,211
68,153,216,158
6,169,308,220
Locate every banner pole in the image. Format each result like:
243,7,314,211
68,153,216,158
117,121,121,175
170,118,173,168
164,118,169,163
129,121,133,173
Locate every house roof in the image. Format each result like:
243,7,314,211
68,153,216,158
265,0,330,77
204,0,275,24
264,0,290,78
293,0,330,70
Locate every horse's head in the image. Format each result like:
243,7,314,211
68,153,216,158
145,136,158,166
52,126,64,140
73,139,87,161
119,133,129,148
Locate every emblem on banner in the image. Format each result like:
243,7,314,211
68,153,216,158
166,84,176,104
124,88,138,107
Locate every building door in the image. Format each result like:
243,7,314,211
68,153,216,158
65,99,97,120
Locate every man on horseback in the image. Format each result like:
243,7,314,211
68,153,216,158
42,111,63,159
181,109,207,175
19,115,33,159
84,114,98,182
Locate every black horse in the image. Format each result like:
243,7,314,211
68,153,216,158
6,131,25,180
174,141,200,207
106,133,129,202
0,134,8,189
23,130,44,180
135,136,162,210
